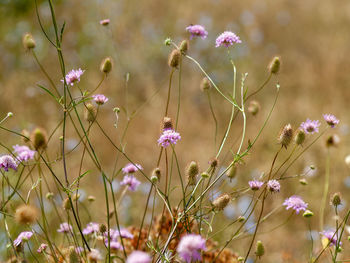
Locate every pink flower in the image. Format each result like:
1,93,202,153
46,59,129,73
283,195,308,214
177,234,206,263
186,25,208,39
61,69,85,86
14,231,33,247
127,251,152,263
100,19,110,26
0,155,17,172
248,180,264,191
92,94,109,105
267,179,280,193
13,145,35,162
120,175,141,191
57,222,73,233
82,222,100,235
157,129,181,148
323,114,339,128
215,31,241,47
37,243,48,253
300,119,320,134
122,163,143,174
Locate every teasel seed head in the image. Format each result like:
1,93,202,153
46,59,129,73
294,129,306,146
248,100,261,116
212,193,230,211
209,157,219,168
162,117,173,130
15,205,38,225
179,40,189,54
326,134,340,148
200,77,211,91
99,223,107,233
268,56,281,74
278,124,293,148
186,161,199,186
168,49,181,68
331,192,341,207
255,240,265,258
84,103,97,123
100,57,113,74
30,127,48,150
22,33,36,50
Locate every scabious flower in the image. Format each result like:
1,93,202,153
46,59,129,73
92,94,109,105
158,129,181,148
215,31,241,47
13,231,33,247
111,228,134,239
122,163,143,174
321,230,340,246
177,234,206,263
126,251,152,263
105,240,122,251
267,180,280,193
37,243,48,253
83,222,100,235
0,155,17,172
248,180,264,191
300,119,321,134
323,114,339,128
283,195,308,214
186,24,208,39
61,69,84,86
13,145,36,162
57,222,73,233
100,19,110,26
120,175,141,191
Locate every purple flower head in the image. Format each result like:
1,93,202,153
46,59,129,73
122,163,143,174
13,145,36,162
83,222,100,235
215,31,242,48
186,24,208,39
104,239,122,251
321,230,341,246
283,195,308,214
37,243,48,253
126,251,152,263
300,119,321,134
323,114,339,128
14,231,33,247
57,222,73,233
158,129,181,148
100,19,110,26
267,179,280,193
92,94,109,105
248,180,264,191
61,68,85,86
120,175,141,191
177,234,206,263
0,155,17,172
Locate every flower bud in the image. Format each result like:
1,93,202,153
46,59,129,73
100,57,113,73
46,192,54,199
255,240,265,258
268,56,281,74
212,193,230,211
88,195,96,202
84,103,97,123
72,193,80,201
294,129,306,145
168,49,181,68
30,127,48,150
63,198,71,210
226,165,237,179
201,172,209,178
186,161,199,186
238,216,245,222
209,157,218,168
237,257,244,262
326,134,340,148
303,210,314,218
22,33,36,50
179,40,189,54
200,77,211,91
151,167,161,182
248,100,260,116
162,117,173,130
278,124,293,148
331,192,341,207
164,38,172,46
299,178,308,185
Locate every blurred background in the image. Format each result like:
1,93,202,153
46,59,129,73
1,0,350,262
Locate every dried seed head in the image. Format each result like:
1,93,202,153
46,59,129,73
248,100,260,116
63,198,71,210
212,193,230,211
303,210,314,218
162,117,173,130
22,33,36,50
186,161,199,185
209,157,219,168
21,129,30,143
200,77,211,91
168,49,181,68
226,165,237,179
326,134,340,148
84,103,97,123
151,167,161,183
278,124,293,148
179,40,189,54
255,240,265,258
294,129,306,146
268,56,281,74
15,205,38,225
30,127,48,150
331,192,341,207
100,57,113,74
99,224,107,233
